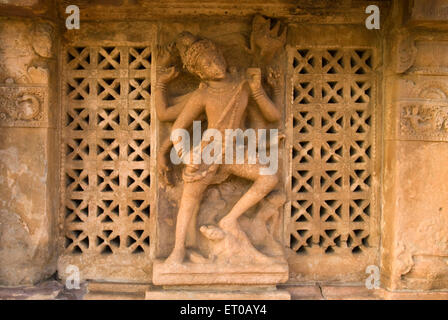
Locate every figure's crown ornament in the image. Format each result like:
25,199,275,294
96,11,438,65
175,31,220,73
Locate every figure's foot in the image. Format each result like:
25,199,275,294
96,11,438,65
219,217,277,265
218,217,250,243
164,248,185,265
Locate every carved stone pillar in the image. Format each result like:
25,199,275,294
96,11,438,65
382,0,448,291
0,0,58,286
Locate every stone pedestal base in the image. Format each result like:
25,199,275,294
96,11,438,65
145,286,291,300
152,260,289,285
149,259,290,299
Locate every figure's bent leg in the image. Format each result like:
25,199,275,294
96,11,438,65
165,180,208,264
185,201,200,247
219,163,278,238
216,163,279,264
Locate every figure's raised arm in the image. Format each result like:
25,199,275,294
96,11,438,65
155,66,184,122
155,43,186,122
246,68,281,123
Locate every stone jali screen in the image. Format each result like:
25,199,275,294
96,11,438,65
60,45,153,280
286,47,378,274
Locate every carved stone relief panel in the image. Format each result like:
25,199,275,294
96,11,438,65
58,44,153,281
397,79,448,141
53,17,385,289
394,31,417,74
400,102,448,140
0,86,48,127
150,17,290,292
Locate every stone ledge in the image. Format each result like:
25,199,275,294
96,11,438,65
55,0,390,23
2,280,448,300
145,289,291,300
279,284,324,300
0,280,86,300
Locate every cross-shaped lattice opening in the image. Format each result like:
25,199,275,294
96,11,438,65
129,47,151,70
67,78,90,100
98,47,121,70
67,47,90,70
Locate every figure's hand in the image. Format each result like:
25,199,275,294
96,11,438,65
157,66,179,85
267,66,282,91
247,68,262,93
156,43,179,86
156,43,177,68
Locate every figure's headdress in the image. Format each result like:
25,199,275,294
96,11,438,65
175,32,223,75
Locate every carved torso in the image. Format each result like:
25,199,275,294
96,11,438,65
200,71,249,132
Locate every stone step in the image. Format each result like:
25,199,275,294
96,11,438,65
85,281,150,300
84,291,145,300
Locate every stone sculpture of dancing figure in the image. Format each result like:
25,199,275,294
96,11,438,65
155,19,286,265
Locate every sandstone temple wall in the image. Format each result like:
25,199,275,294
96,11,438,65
0,0,446,297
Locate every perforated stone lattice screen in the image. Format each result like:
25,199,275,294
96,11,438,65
61,46,152,258
287,48,377,257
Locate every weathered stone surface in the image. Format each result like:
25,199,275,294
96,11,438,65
0,20,52,85
0,86,49,127
395,78,448,141
383,140,448,290
0,18,57,286
381,0,448,292
0,129,56,285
